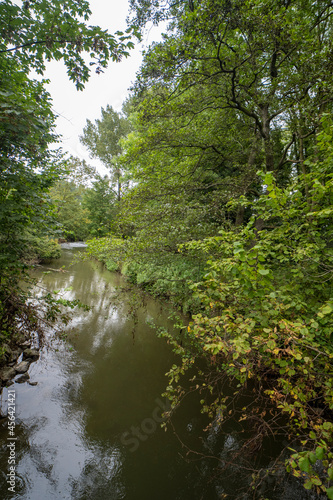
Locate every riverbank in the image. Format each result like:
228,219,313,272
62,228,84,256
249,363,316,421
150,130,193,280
85,236,205,314
85,235,333,499
0,238,86,391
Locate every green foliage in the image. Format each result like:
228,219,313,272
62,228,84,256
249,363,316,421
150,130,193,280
122,255,204,312
82,176,118,237
22,232,61,262
159,133,333,495
49,179,90,241
0,59,62,274
0,0,135,90
80,105,132,200
86,235,205,312
48,158,119,241
86,236,126,272
80,105,131,163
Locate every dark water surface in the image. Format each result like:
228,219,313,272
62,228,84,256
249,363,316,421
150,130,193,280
0,247,321,500
0,247,221,500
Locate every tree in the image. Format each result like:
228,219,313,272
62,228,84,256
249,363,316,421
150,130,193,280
0,61,60,273
130,0,333,175
49,179,90,241
80,105,132,200
0,0,135,265
118,0,333,262
49,157,119,240
0,61,66,355
48,156,99,240
120,81,262,234
0,0,135,356
83,175,118,236
63,156,97,186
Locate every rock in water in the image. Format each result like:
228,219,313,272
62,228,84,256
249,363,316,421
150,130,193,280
14,361,30,374
0,367,16,382
23,349,40,361
16,373,30,384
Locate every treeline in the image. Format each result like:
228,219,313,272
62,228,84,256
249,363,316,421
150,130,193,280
84,1,333,497
48,156,118,241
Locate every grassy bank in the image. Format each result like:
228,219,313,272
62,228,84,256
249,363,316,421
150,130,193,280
86,235,206,314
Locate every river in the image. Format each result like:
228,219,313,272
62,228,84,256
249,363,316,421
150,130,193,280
0,246,320,499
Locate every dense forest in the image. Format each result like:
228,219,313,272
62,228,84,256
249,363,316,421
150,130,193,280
1,0,333,497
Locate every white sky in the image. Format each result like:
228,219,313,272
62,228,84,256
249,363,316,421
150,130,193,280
43,0,163,170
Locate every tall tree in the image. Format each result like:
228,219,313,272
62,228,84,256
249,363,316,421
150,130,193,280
82,175,118,236
118,84,260,252
0,61,59,273
80,105,132,200
129,0,333,176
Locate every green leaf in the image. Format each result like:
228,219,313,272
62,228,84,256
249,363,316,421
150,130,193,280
321,305,333,315
299,457,311,473
328,467,333,481
304,479,313,490
267,340,276,349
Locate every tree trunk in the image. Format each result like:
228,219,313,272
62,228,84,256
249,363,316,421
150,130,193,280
260,104,274,172
116,169,121,202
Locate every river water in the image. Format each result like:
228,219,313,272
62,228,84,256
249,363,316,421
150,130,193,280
0,246,321,499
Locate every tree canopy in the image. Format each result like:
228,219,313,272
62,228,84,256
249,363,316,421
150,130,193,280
80,105,132,200
0,0,135,89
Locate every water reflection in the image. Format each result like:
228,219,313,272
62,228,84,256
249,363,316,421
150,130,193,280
0,248,325,500
0,248,182,500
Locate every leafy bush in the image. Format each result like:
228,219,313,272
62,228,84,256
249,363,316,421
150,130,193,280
22,233,61,262
162,155,333,496
86,236,126,271
122,255,204,313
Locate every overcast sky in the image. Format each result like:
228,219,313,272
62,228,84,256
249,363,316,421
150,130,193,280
43,0,162,170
